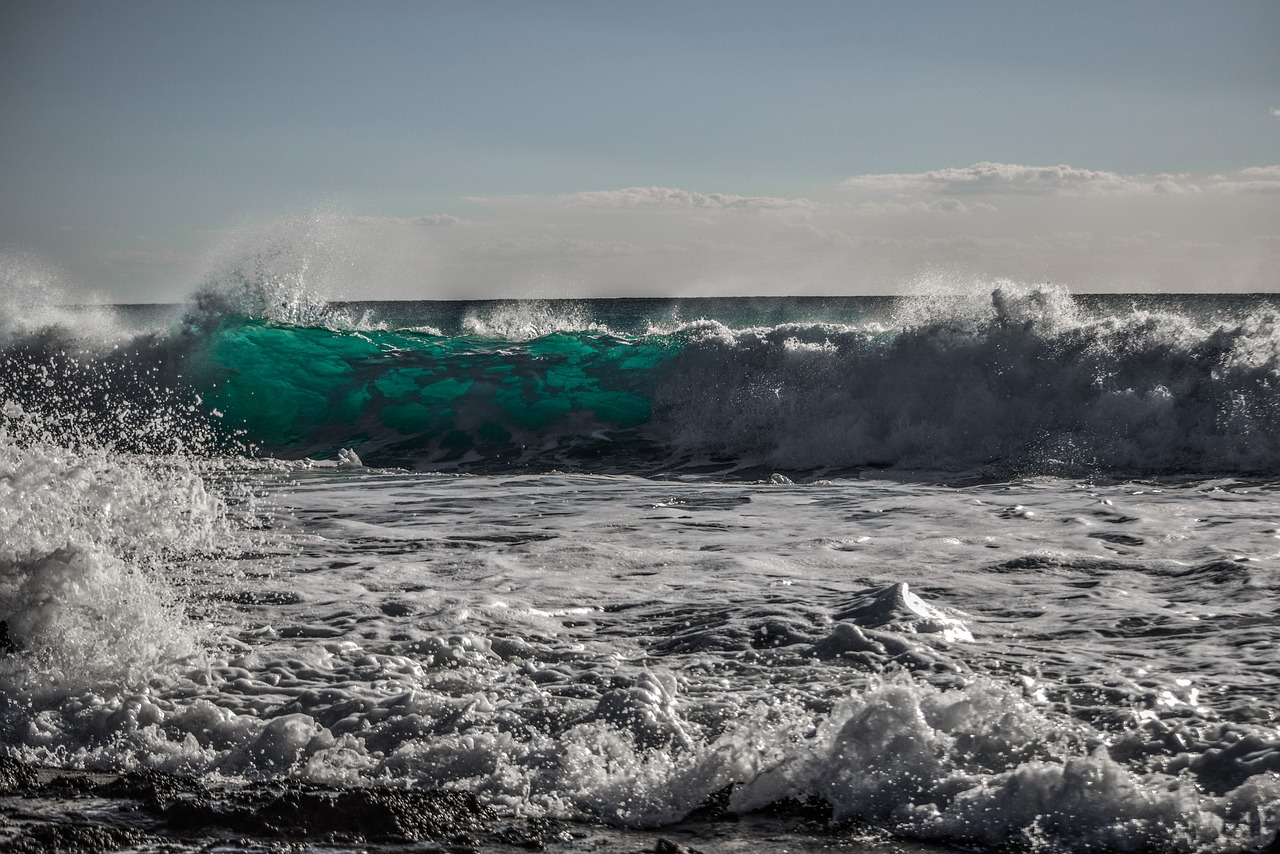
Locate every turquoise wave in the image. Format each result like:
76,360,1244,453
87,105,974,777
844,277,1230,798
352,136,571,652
192,319,673,467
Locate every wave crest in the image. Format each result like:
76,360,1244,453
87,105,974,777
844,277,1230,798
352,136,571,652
460,300,610,340
653,284,1280,474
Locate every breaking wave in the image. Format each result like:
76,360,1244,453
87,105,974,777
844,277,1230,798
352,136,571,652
5,274,1280,477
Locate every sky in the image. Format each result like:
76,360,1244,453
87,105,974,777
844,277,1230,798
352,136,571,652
1,0,1277,303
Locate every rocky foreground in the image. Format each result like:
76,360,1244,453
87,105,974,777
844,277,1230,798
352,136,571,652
0,755,831,854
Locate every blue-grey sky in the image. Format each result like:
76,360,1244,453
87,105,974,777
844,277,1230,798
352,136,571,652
2,0,1278,301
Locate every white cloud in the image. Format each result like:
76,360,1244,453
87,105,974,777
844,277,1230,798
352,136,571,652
363,169,1272,295
559,186,821,212
842,162,1201,195
106,160,1276,301
495,236,643,256
855,198,998,216
1272,107,1280,118
404,214,465,227
1207,165,1280,194
348,213,467,227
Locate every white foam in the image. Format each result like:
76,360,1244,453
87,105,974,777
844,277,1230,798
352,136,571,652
730,674,1259,851
461,300,609,340
2,443,1278,851
0,445,225,700
834,582,974,643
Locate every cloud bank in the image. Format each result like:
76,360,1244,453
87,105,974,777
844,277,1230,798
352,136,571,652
38,163,1280,301
317,162,1277,299
556,187,824,212
839,162,1265,196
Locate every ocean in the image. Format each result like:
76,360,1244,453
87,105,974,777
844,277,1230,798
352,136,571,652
1,281,1278,853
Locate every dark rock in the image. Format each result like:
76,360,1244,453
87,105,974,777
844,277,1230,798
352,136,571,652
165,782,496,843
655,839,705,854
0,620,17,654
95,767,204,805
492,816,576,849
682,784,737,822
8,822,153,853
0,756,37,794
39,774,98,796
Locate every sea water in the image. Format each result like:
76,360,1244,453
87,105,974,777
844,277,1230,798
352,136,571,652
1,275,1278,852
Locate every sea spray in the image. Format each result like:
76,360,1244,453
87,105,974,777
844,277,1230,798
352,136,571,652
0,250,121,345
0,424,224,704
189,211,354,329
0,269,254,737
461,300,609,340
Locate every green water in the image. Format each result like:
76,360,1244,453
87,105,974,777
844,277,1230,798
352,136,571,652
196,318,674,464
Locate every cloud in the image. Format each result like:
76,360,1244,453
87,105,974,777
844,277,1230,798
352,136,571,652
843,161,1280,198
855,198,998,216
559,186,822,212
348,213,466,227
495,236,643,256
1207,165,1280,194
402,214,465,226
842,162,1199,195
331,164,1280,297
1272,107,1280,118
75,159,1275,301
432,190,1266,295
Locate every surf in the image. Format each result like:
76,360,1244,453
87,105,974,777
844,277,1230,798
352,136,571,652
3,256,1279,479
176,283,1280,478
